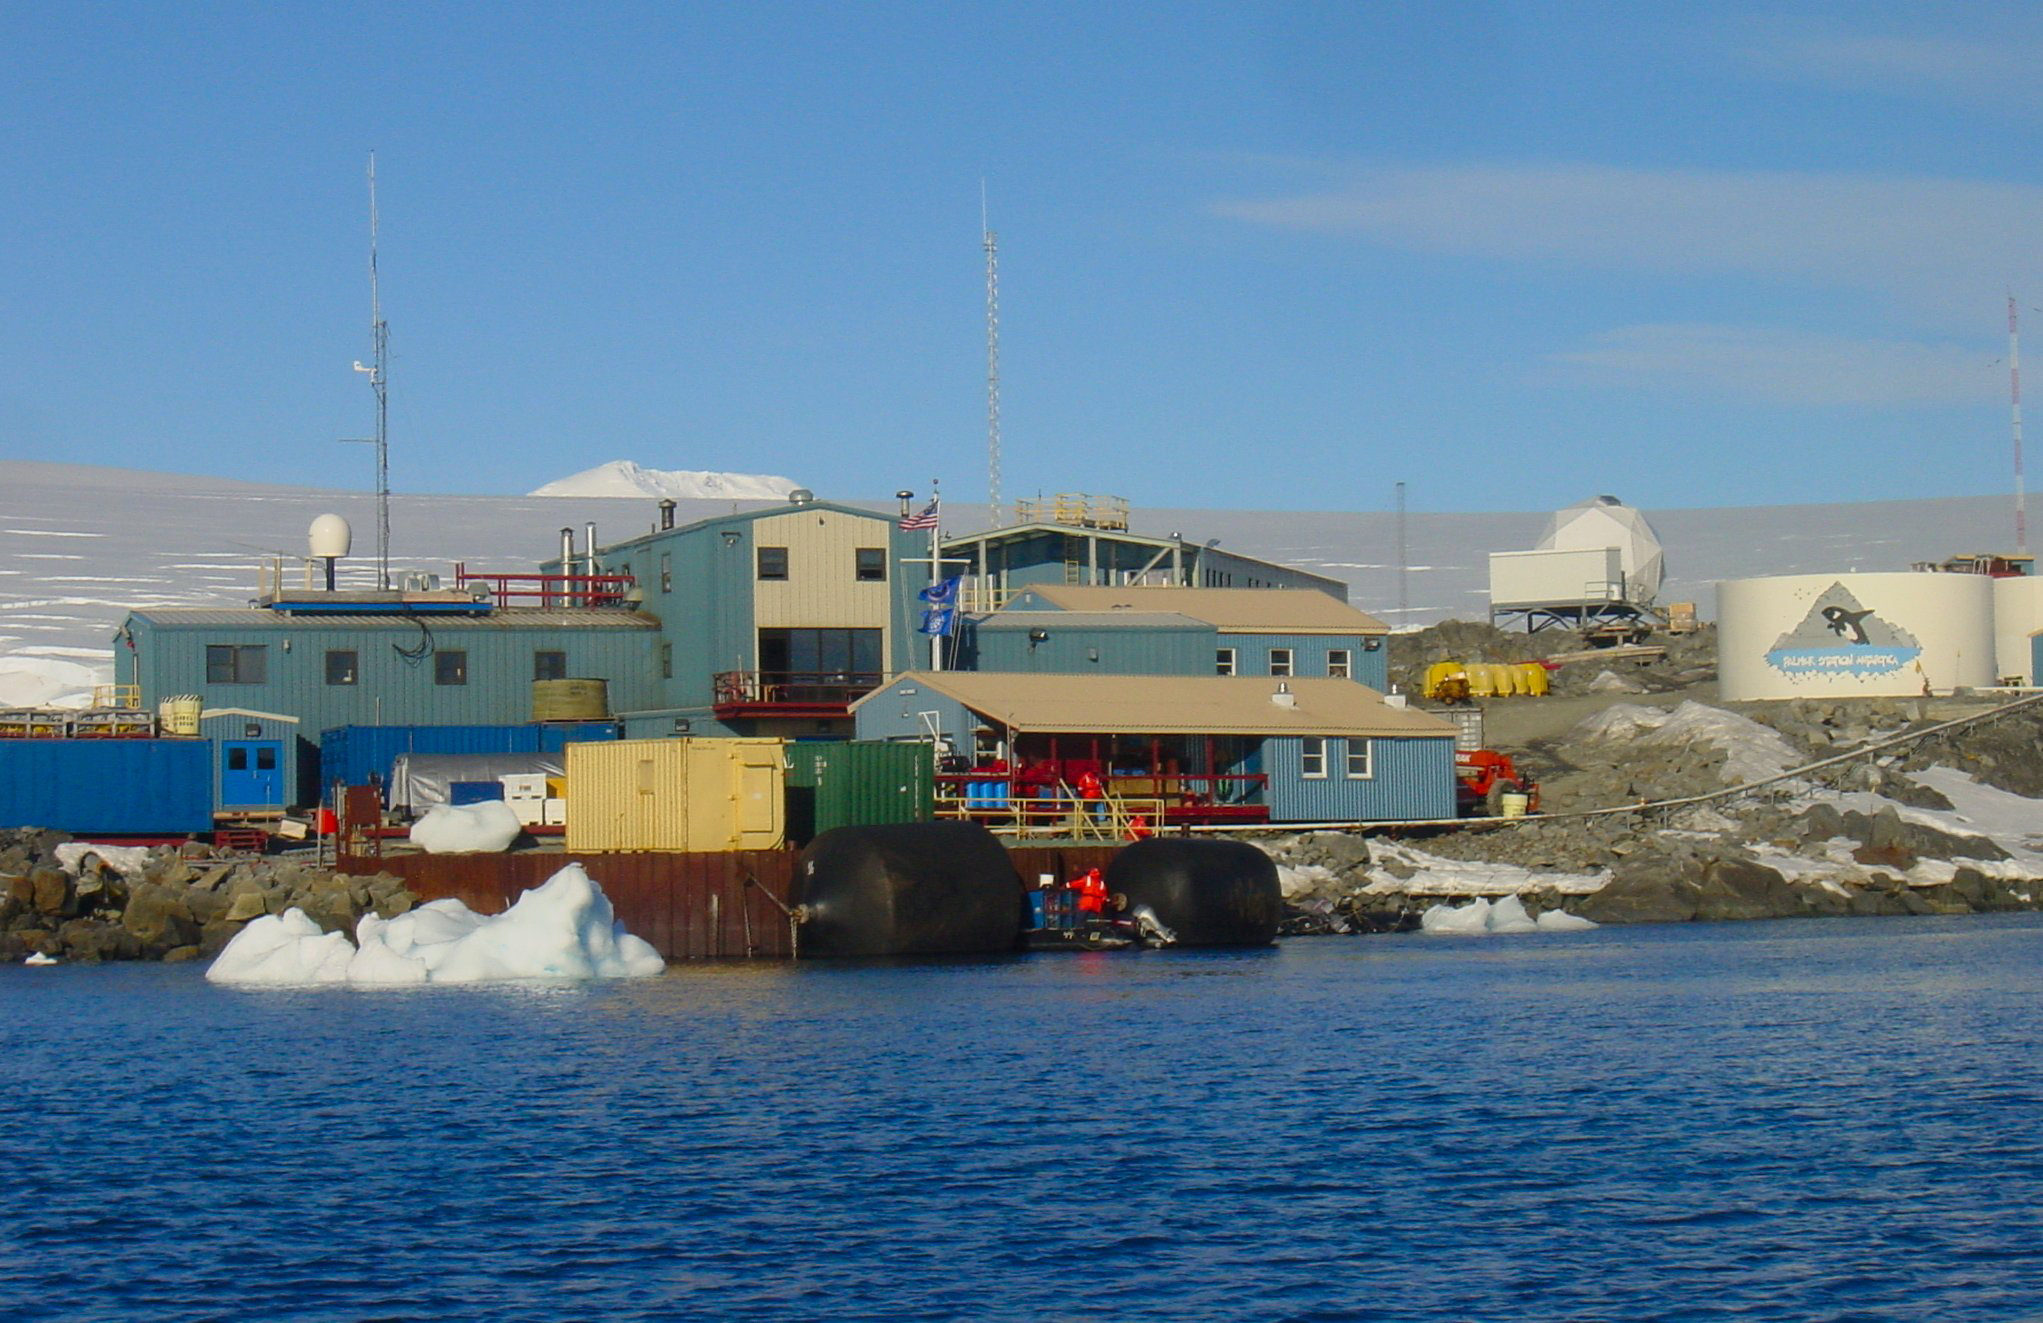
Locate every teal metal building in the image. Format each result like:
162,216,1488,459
982,585,1392,690
116,608,658,806
851,671,1455,825
570,496,928,739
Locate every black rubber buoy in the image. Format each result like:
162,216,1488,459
795,822,1025,957
1105,838,1281,947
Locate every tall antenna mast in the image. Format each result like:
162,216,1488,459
1395,481,1409,627
2011,295,2028,554
351,152,391,589
982,182,1002,529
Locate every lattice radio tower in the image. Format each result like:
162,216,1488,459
2012,295,2028,554
983,184,1001,529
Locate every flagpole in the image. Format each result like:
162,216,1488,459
930,479,944,672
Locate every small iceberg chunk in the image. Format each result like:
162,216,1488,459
1421,895,1599,936
409,800,524,854
205,908,356,984
206,864,665,986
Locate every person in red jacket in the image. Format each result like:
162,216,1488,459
1073,867,1108,917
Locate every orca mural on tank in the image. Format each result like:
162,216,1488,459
1764,582,1922,679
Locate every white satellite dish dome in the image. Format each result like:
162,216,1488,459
1537,495,1665,602
309,514,353,559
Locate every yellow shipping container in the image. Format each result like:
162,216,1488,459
565,738,787,852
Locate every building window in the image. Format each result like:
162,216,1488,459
1346,739,1373,779
1270,648,1293,677
435,650,468,686
1301,736,1327,779
205,644,266,685
660,553,672,594
855,547,886,582
1327,649,1351,679
661,642,673,680
325,650,358,686
757,546,789,580
534,650,567,682
1216,647,1236,676
758,628,882,684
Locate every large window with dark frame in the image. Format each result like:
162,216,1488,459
205,644,267,685
325,649,358,686
435,650,468,686
757,546,789,580
533,650,567,682
855,547,886,582
757,628,882,690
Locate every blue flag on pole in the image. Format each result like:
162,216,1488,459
918,575,961,607
919,606,955,637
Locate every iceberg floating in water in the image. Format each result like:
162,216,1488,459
206,864,665,985
1421,895,1597,936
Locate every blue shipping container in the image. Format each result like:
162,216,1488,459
318,723,617,799
448,781,506,805
0,739,214,835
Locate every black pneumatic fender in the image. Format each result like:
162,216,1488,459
1105,838,1281,947
794,822,1025,958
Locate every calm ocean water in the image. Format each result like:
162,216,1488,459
5,915,2043,1322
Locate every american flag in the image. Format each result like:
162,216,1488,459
899,499,940,531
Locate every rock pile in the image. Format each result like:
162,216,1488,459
1386,619,1719,700
0,828,416,964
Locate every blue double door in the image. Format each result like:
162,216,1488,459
221,740,283,808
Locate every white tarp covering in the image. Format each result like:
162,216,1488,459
387,753,566,813
206,864,666,985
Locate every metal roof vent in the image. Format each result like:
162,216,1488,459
1271,682,1297,709
788,488,815,505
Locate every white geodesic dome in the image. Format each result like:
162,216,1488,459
1537,495,1665,603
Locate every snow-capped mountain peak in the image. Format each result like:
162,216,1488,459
529,460,801,501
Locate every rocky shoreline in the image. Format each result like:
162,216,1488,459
0,828,416,964
1264,619,2043,936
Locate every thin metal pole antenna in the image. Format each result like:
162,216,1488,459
982,182,1001,530
1395,481,1409,626
352,153,391,589
2011,294,2028,554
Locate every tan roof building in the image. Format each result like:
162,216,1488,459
1006,585,1389,635
852,671,1451,738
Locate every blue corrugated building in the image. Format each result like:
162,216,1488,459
979,585,1392,690
115,608,658,807
942,496,1349,608
852,671,1455,825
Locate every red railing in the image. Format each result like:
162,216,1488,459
712,670,885,712
936,769,1270,825
454,564,636,608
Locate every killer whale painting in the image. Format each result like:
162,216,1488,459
1764,582,1924,679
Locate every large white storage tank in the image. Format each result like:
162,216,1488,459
1991,576,2043,685
1718,573,1995,700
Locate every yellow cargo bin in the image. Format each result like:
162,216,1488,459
565,738,786,852
1515,661,1551,696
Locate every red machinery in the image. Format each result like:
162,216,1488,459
1455,749,1538,818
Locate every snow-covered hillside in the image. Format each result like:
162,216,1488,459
529,460,800,501
0,459,2023,706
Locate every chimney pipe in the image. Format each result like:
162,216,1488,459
659,499,676,530
560,527,575,576
584,522,598,577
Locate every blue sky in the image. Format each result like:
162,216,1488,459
6,3,2043,514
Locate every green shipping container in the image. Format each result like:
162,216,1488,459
784,740,934,843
